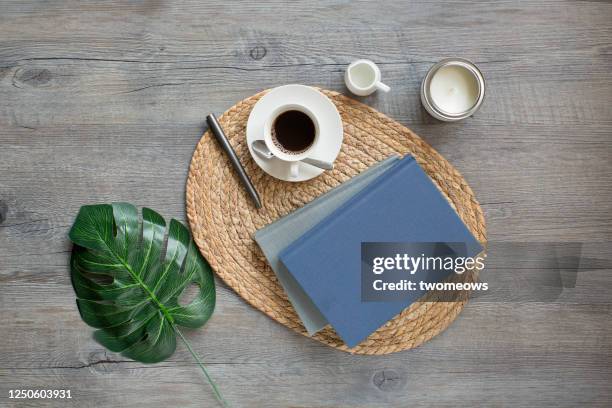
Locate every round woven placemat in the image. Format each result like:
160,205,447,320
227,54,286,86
186,88,487,355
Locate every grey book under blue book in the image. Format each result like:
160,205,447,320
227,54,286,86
254,156,401,335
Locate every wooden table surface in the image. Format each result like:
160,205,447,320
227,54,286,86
1,1,611,407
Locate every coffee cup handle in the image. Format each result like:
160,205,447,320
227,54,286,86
289,162,299,179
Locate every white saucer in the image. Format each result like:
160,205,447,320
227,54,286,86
246,85,343,182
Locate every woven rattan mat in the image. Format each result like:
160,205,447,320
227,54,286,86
186,88,487,355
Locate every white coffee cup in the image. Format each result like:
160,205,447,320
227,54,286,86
344,59,391,96
263,104,320,179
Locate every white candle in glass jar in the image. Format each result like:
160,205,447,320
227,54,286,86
430,65,479,113
421,59,485,121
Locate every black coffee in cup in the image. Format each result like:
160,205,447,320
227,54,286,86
271,110,316,155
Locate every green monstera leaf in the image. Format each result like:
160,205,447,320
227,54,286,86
69,203,227,406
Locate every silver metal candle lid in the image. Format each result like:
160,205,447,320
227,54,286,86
421,58,485,122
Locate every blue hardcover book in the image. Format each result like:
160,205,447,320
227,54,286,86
279,155,482,348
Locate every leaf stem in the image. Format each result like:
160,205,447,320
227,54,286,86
174,325,230,408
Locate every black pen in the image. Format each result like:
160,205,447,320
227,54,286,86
206,113,262,209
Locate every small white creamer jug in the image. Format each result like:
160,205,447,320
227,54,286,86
344,59,390,96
